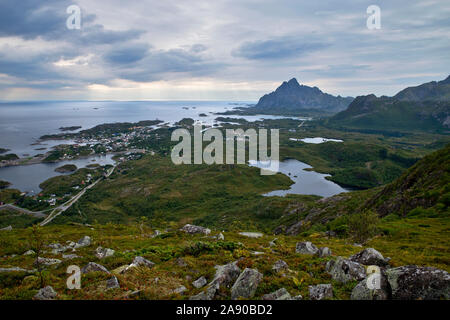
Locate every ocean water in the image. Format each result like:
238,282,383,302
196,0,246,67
0,100,302,193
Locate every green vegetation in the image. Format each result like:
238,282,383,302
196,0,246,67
54,164,77,173
0,154,19,161
0,180,11,189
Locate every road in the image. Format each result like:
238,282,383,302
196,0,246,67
0,203,47,218
40,165,115,226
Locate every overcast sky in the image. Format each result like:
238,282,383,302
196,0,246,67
0,0,449,101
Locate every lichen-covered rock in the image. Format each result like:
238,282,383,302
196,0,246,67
350,248,389,267
34,286,57,300
386,265,450,300
180,224,211,235
317,247,332,257
351,271,390,300
106,276,120,290
192,276,207,289
124,256,155,272
295,241,319,255
231,268,263,300
95,247,115,259
34,257,61,267
0,225,12,231
23,250,35,256
262,288,292,300
272,260,288,273
190,261,241,300
238,232,263,238
81,262,110,274
327,257,366,283
172,285,187,295
309,284,333,300
74,236,91,248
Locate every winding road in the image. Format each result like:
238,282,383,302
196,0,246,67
0,166,115,226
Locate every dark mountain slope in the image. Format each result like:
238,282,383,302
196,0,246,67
246,78,353,115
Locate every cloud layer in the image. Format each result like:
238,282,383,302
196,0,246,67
0,0,449,100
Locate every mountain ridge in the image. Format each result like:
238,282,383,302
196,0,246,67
246,78,353,115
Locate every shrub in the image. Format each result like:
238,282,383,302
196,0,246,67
347,210,379,244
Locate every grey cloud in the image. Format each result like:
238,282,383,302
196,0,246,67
232,37,328,60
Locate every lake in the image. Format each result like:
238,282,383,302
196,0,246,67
0,154,115,194
249,159,348,198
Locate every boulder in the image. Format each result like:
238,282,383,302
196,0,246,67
262,288,292,300
34,257,61,267
272,260,288,273
23,250,35,256
62,254,80,260
295,241,319,255
317,247,332,257
269,238,278,247
106,276,120,290
351,271,390,300
327,257,366,283
0,267,36,273
309,284,333,300
75,236,91,248
34,286,57,300
386,265,450,300
238,232,263,238
0,225,12,231
172,285,187,295
180,224,211,235
231,268,263,300
81,262,110,274
131,256,155,268
192,276,207,289
95,247,115,259
350,248,389,267
217,233,225,240
190,261,241,300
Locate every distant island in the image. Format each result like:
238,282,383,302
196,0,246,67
0,148,9,154
54,164,77,173
0,180,10,189
59,126,82,131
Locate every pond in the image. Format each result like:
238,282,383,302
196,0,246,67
249,159,348,198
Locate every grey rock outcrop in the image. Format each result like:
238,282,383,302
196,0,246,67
180,224,211,235
326,257,366,283
95,246,115,259
262,288,292,300
272,260,288,273
231,268,263,300
75,236,91,248
34,286,57,300
190,261,241,300
295,241,319,255
309,284,333,300
386,265,450,300
81,262,110,274
34,257,61,267
317,247,332,257
106,276,120,290
351,271,390,300
350,248,389,267
192,276,207,289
